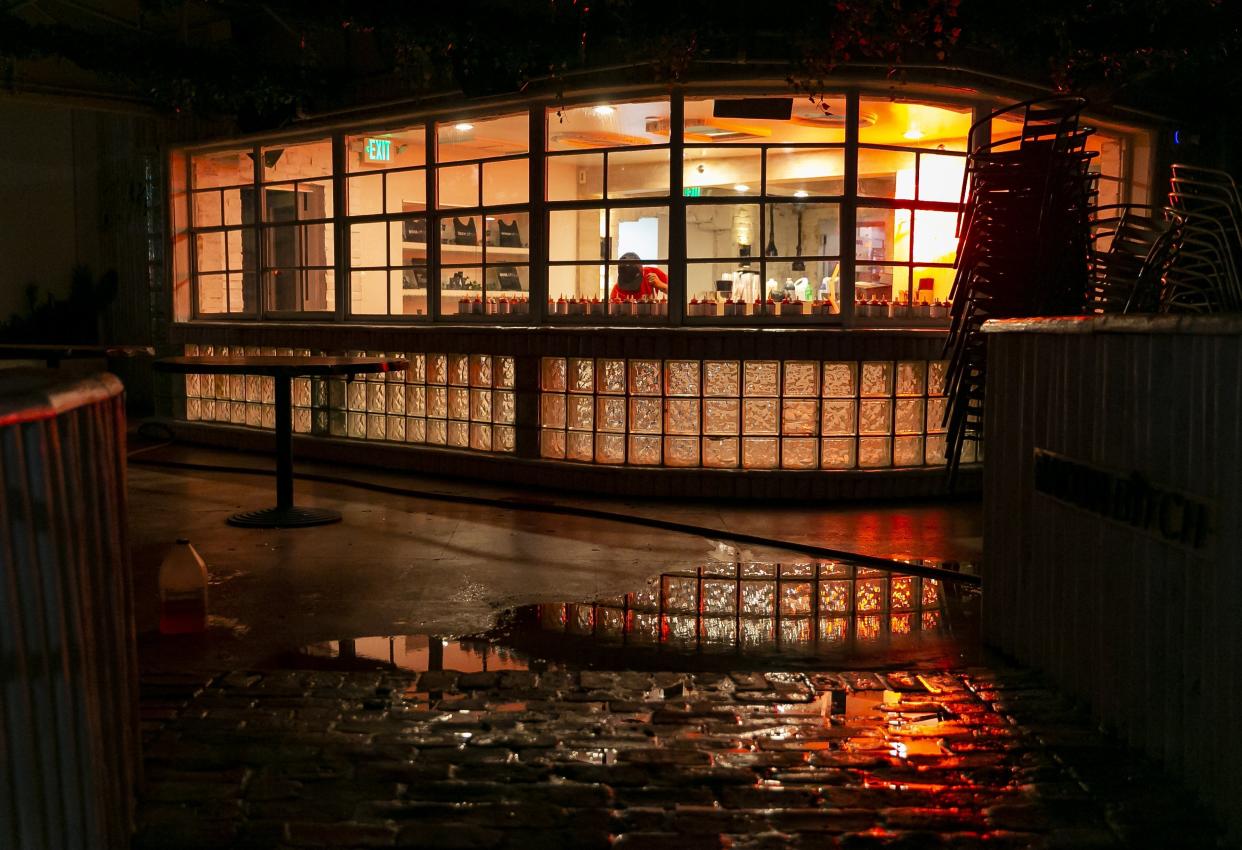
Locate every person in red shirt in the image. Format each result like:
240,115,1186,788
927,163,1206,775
610,252,668,300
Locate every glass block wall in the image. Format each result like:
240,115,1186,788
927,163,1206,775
181,344,516,453
538,561,953,654
539,356,978,469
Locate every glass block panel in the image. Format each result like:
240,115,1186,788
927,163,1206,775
628,435,662,465
781,399,818,436
894,398,924,435
859,399,892,435
469,355,493,388
858,436,891,468
664,436,700,467
470,388,493,422
781,582,814,617
596,433,625,464
386,385,406,415
893,436,924,467
925,433,948,465
427,387,448,418
742,399,779,435
496,356,515,389
447,420,470,447
703,361,740,397
470,422,493,451
407,417,425,443
703,398,740,436
743,361,779,397
448,354,469,386
702,436,739,468
665,398,700,435
922,578,942,608
742,436,778,468
821,437,856,469
347,412,366,438
597,396,626,433
427,353,447,385
928,360,949,396
367,382,386,413
822,362,857,398
896,361,926,397
628,397,662,434
569,358,594,393
740,581,775,616
495,425,516,453
860,361,893,397
781,438,817,469
566,430,594,461
597,359,626,394
540,393,566,428
702,580,736,614
628,360,662,396
541,357,567,391
783,361,819,397
447,387,470,421
567,394,594,430
387,415,406,442
665,360,701,397
821,399,856,436
408,385,426,417
891,577,915,611
494,390,515,424
926,396,947,434
856,579,886,612
367,413,386,440
820,580,851,613
347,381,367,412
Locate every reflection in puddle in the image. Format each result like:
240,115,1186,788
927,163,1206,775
292,634,529,673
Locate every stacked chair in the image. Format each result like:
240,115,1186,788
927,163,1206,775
1161,164,1242,312
942,97,1097,480
1085,204,1180,314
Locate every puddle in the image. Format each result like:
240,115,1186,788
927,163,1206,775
277,559,980,673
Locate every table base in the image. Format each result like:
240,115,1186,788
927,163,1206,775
227,506,342,528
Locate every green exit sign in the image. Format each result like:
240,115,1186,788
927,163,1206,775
364,138,392,163
683,186,702,197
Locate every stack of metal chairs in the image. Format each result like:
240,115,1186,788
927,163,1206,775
1085,203,1180,314
1161,164,1242,312
943,96,1097,480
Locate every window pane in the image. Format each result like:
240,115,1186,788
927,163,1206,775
859,99,972,151
197,273,228,313
858,148,916,199
686,203,760,259
549,263,606,302
441,266,483,314
351,269,388,315
438,163,478,208
350,222,387,267
195,231,225,272
855,264,907,304
262,184,332,223
267,267,334,312
440,214,482,263
911,267,954,306
222,188,252,226
437,113,529,163
482,158,528,206
226,229,255,273
549,208,604,262
391,219,428,263
767,260,839,307
386,169,427,213
391,268,429,317
608,148,669,198
684,147,760,196
485,264,529,295
684,96,847,144
856,210,909,263
918,154,966,203
347,174,383,216
192,148,253,189
766,203,839,258
611,206,668,260
765,147,845,196
192,192,221,227
548,153,603,201
484,212,529,251
346,125,425,171
912,210,959,263
262,139,332,182
547,100,670,151
687,261,745,309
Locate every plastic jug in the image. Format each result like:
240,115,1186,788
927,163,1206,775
159,539,208,635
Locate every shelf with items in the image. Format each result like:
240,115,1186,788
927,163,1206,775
402,242,530,261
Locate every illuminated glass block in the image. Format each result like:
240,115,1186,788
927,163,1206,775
926,397,947,434
628,360,662,396
261,405,275,430
385,352,405,383
329,410,347,436
426,386,447,418
893,436,923,467
857,615,882,641
928,360,949,396
859,399,892,435
665,398,700,435
783,361,818,397
742,436,778,468
821,399,856,436
781,582,813,616
819,617,849,644
494,355,514,387
820,580,851,613
469,354,493,388
540,357,566,392
569,358,594,393
367,382,386,413
347,381,366,412
448,354,469,386
261,377,275,404
447,387,470,421
891,613,912,635
627,435,662,465
347,412,366,438
470,389,492,422
313,378,329,408
703,618,736,648
822,362,856,398
703,398,740,435
702,580,736,613
407,417,426,444
703,360,740,397
385,385,406,415
245,374,261,402
665,577,697,613
743,361,779,397
447,420,469,447
408,353,427,384
890,577,915,611
628,397,662,434
366,413,385,440
922,578,941,607
541,428,566,459
406,385,426,417
185,373,200,399
858,436,891,467
470,422,492,451
229,375,245,401
292,377,310,407
781,438,817,469
781,399,818,436
702,436,739,468
856,579,886,612
740,581,775,616
742,399,778,435
664,436,699,467
184,343,199,356
860,361,893,397
925,433,947,465
894,398,924,435
494,391,515,424
540,393,566,428
566,430,594,461
820,437,856,469
896,361,926,397
427,353,447,385
230,402,246,424
184,397,201,421
597,396,626,432
494,425,515,453
597,359,626,394
567,394,593,430
665,360,701,397
595,433,625,464
213,398,229,422
387,415,406,442
961,441,979,463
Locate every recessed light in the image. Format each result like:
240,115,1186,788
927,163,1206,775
733,183,750,193
903,126,924,141
793,190,809,198
454,122,474,132
591,105,615,116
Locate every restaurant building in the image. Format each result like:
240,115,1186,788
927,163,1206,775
166,73,1159,498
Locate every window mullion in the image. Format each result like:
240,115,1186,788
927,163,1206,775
668,89,686,325
841,90,860,323
427,123,440,322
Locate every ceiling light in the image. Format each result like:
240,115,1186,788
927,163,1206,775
793,190,809,198
903,125,924,141
591,105,615,116
454,122,474,132
733,183,750,193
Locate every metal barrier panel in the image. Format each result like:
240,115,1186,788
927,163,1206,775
0,370,138,850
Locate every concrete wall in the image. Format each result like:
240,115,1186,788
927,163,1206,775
982,315,1242,839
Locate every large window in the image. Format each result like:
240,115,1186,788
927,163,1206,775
188,148,257,315
259,139,336,315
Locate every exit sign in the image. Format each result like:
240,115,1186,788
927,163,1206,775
364,138,392,163
683,186,702,197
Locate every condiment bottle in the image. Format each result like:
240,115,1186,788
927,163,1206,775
159,538,208,635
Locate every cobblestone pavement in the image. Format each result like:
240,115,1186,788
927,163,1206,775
135,664,1229,849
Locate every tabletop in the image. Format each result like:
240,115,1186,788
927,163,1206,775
153,356,407,377
0,344,155,359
